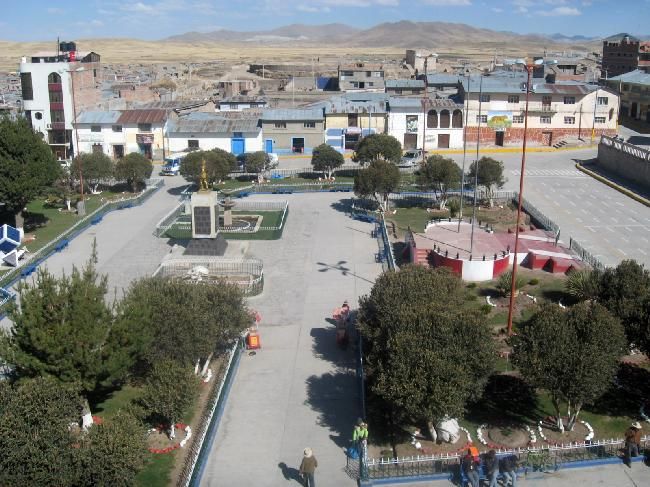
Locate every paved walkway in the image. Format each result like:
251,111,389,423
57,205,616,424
200,193,383,487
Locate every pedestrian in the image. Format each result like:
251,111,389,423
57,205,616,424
500,454,518,487
624,421,642,467
483,449,499,487
299,447,318,487
461,448,480,487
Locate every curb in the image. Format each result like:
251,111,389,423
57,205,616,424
575,163,650,208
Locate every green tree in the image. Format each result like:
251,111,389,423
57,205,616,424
180,149,236,186
311,143,344,179
114,152,153,192
118,277,250,373
0,116,61,228
71,152,114,194
0,255,134,394
417,155,461,209
78,411,148,487
243,151,272,182
352,134,402,165
358,265,495,441
565,268,602,302
467,157,506,207
0,377,82,486
511,302,626,432
496,269,526,297
597,260,650,348
354,159,400,212
140,359,200,437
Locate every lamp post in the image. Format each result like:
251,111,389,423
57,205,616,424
591,85,599,144
469,73,483,256
505,58,555,336
61,66,86,215
458,72,471,232
421,54,435,158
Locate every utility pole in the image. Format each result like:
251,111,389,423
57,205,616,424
469,74,483,256
422,56,429,157
458,73,471,232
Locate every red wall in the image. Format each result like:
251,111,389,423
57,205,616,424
430,250,463,274
492,255,511,277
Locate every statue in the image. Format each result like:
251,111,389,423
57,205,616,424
199,159,210,192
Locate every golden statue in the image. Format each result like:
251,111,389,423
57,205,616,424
199,159,210,191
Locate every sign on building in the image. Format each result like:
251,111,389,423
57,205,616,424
487,111,513,131
406,115,419,133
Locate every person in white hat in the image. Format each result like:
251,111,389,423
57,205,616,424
624,421,642,467
299,447,318,487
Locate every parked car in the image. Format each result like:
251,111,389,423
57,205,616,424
161,153,187,176
399,149,426,167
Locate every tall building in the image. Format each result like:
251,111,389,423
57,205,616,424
602,33,640,79
19,41,101,160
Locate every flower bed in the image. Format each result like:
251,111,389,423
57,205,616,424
148,423,192,454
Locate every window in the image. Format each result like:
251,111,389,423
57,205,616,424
92,144,103,154
348,114,358,127
47,72,61,84
20,72,33,100
373,71,382,77
138,123,152,132
540,116,551,124
452,109,463,128
112,125,122,132
427,110,438,128
439,110,450,128
508,95,520,104
623,84,630,91
34,112,42,120
49,91,63,103
480,94,490,103
476,114,487,124
274,122,286,129
594,117,606,123
188,139,199,149
563,96,576,104
367,82,374,87
513,115,524,123
113,145,124,159
340,71,353,77
303,122,316,128
597,97,609,106
91,125,101,133
564,117,575,125
50,110,65,123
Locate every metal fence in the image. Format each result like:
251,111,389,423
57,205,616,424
153,257,264,296
231,164,362,179
519,196,560,234
0,178,164,291
570,238,606,271
178,337,244,487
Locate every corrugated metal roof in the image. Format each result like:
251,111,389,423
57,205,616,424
77,111,122,124
609,69,650,85
261,109,323,121
220,96,266,104
425,74,463,85
132,100,211,110
117,109,167,124
306,93,389,114
461,78,598,95
168,114,260,134
386,79,425,89
387,97,461,110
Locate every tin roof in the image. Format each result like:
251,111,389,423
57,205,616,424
77,111,122,124
261,109,323,121
609,69,650,85
461,78,599,95
220,96,267,104
132,100,211,110
167,113,260,134
117,109,167,124
385,79,425,89
387,97,462,110
425,74,463,85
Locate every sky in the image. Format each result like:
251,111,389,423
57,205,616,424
1,0,648,41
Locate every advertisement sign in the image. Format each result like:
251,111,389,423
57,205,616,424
487,111,513,131
406,115,419,133
136,133,154,144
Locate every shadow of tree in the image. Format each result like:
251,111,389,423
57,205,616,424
24,212,49,232
587,363,650,418
305,371,359,449
166,184,191,196
466,374,539,426
278,462,303,484
310,327,355,368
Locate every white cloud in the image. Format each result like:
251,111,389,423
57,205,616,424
121,2,155,12
537,6,581,16
421,0,471,4
297,4,332,12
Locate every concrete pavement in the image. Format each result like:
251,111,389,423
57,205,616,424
200,193,383,487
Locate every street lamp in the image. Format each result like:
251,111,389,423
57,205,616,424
469,73,484,256
421,54,436,157
457,71,471,232
61,66,86,215
505,58,556,336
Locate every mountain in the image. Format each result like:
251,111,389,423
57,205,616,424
550,33,599,43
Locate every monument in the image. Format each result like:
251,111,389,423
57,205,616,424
183,160,228,256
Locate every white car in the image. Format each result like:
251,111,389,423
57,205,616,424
399,150,426,167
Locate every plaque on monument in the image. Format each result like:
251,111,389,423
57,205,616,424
193,206,212,236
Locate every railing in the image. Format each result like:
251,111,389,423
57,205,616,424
519,196,560,234
569,238,606,271
0,178,164,291
178,337,244,487
231,164,362,179
153,257,264,296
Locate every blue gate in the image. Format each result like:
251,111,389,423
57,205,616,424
265,139,273,153
231,138,245,155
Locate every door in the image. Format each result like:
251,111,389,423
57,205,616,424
113,145,124,159
438,133,450,149
403,133,418,150
139,143,152,159
495,131,504,146
631,103,638,118
292,138,305,153
265,139,273,153
231,138,245,155
542,131,553,146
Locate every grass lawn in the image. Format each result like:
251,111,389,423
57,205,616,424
165,210,286,240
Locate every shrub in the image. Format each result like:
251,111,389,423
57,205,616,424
528,278,539,286
565,269,601,301
480,304,493,315
465,293,478,302
448,198,461,217
466,282,477,289
496,270,526,297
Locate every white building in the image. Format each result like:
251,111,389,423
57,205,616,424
216,96,267,112
19,46,101,160
165,112,262,154
387,97,464,149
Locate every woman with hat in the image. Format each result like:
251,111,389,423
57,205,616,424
623,421,642,467
299,447,318,487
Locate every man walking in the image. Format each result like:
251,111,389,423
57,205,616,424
624,421,642,467
299,447,318,487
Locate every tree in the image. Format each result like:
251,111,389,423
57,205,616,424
352,134,402,165
0,377,82,486
0,254,135,394
140,359,200,438
114,152,152,192
77,411,148,487
565,268,602,302
354,159,400,212
467,157,506,207
511,302,626,432
71,152,114,194
417,155,461,209
311,143,344,179
243,151,271,182
496,269,526,297
180,149,236,186
597,260,650,348
358,265,495,442
118,277,250,373
0,116,61,228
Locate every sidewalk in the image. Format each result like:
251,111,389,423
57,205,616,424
200,193,383,487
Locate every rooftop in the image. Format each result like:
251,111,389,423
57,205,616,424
461,78,600,95
167,113,259,134
76,111,122,124
261,109,324,121
308,93,390,114
387,97,461,110
603,33,640,43
608,69,650,85
385,79,426,89
117,109,167,125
